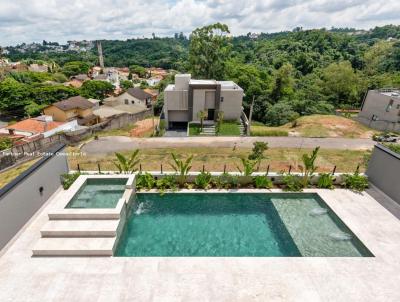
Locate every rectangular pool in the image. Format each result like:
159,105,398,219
65,178,127,209
115,193,373,257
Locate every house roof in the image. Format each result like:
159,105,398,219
126,87,153,100
51,96,94,111
6,118,65,135
144,88,159,97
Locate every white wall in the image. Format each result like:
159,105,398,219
220,89,244,120
44,120,79,138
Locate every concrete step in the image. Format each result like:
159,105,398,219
32,237,116,256
48,210,120,220
41,220,119,237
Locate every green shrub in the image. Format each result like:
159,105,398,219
282,174,303,192
0,137,12,151
251,129,289,137
213,173,239,189
317,173,334,189
253,175,273,189
61,172,80,190
385,143,400,154
136,173,155,190
342,167,368,192
156,175,177,194
188,123,201,136
194,171,212,189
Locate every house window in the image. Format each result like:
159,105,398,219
372,114,379,121
397,104,400,109
124,99,129,105
386,99,394,112
131,100,135,104
220,97,224,103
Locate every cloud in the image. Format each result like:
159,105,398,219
0,0,399,46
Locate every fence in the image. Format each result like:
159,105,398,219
0,109,153,171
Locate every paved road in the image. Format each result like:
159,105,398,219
81,136,376,154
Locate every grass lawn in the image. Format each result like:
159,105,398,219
188,123,200,136
251,114,377,138
0,158,39,189
68,146,367,174
217,122,240,136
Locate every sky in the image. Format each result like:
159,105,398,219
1,0,400,46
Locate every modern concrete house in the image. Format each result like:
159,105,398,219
357,89,400,131
163,74,244,129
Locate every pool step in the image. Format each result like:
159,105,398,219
32,237,116,257
48,210,120,220
41,220,119,237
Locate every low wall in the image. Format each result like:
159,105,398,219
0,144,69,251
355,116,400,132
366,144,400,203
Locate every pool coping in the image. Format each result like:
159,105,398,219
2,185,400,300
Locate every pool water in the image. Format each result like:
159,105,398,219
65,178,127,209
115,193,373,257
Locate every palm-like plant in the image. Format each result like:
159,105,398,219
169,153,193,187
198,110,207,131
113,150,140,174
300,146,320,188
236,158,258,176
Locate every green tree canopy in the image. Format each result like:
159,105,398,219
80,80,114,99
189,23,231,79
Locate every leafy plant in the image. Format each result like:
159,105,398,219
300,146,320,188
197,110,207,131
156,175,177,194
136,172,155,191
61,172,80,190
194,171,212,189
342,167,368,192
282,174,303,192
0,137,12,151
253,175,273,189
248,141,268,170
317,173,335,189
212,173,239,189
216,111,224,134
169,153,193,187
113,150,140,174
236,158,258,176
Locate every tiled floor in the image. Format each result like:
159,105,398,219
0,188,400,301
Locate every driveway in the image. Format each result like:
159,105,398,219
81,136,376,154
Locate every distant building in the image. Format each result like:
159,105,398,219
163,74,244,129
104,87,152,108
28,63,48,73
43,96,98,126
0,116,78,140
144,88,159,102
357,89,400,132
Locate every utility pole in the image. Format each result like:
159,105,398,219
248,95,256,135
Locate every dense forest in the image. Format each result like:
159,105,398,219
1,24,400,125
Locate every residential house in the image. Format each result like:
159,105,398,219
0,116,78,143
146,76,162,87
357,89,400,132
43,96,98,126
163,74,244,129
144,88,159,102
104,87,152,108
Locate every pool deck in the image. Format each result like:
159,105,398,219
1,188,400,301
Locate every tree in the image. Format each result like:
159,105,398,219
265,102,299,126
197,110,207,131
80,80,114,99
120,80,133,90
270,63,295,103
113,151,140,174
248,142,268,170
129,65,147,78
321,61,365,107
0,78,31,116
62,61,91,77
189,23,231,79
169,153,193,187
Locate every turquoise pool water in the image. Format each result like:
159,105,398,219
115,193,373,257
65,178,127,209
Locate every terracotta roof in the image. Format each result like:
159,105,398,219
51,96,94,111
127,87,153,100
144,88,159,97
6,119,65,135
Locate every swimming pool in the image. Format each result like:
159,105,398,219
65,178,127,209
115,193,373,257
